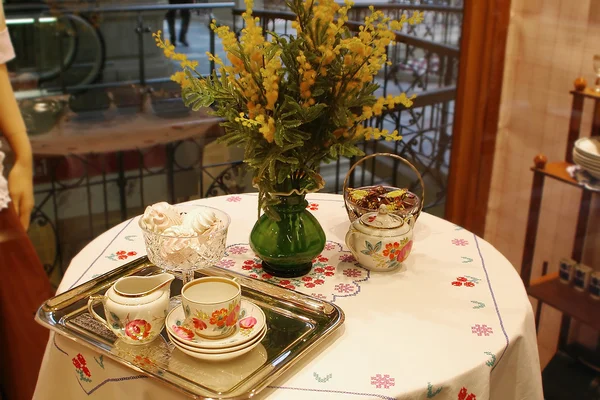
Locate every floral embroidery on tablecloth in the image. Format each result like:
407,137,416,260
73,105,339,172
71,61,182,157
226,195,242,202
217,259,236,268
458,387,477,400
471,324,493,336
308,203,319,211
371,374,395,389
343,268,361,277
324,242,336,251
451,276,479,287
452,238,469,246
484,351,496,367
72,353,92,383
339,254,356,263
106,250,137,261
227,245,249,255
313,372,333,383
471,301,485,309
219,242,370,302
426,382,443,398
94,355,104,369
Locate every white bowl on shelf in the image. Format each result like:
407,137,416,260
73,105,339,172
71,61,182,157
574,147,600,165
574,137,600,160
573,151,600,170
573,152,600,179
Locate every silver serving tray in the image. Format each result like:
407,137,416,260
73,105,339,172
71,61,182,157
36,257,345,399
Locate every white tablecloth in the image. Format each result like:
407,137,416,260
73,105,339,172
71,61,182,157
34,193,543,400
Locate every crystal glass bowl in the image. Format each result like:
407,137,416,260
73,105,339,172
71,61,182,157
139,204,231,284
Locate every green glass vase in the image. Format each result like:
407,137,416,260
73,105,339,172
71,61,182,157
249,193,326,278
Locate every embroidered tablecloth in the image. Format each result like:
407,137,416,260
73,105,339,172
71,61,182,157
33,193,543,400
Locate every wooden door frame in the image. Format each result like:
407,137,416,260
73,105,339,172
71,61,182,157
445,0,512,236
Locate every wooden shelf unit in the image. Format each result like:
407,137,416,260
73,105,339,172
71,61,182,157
527,273,600,332
530,161,590,190
520,83,600,353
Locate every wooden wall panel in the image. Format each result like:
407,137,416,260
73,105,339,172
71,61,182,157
445,0,512,236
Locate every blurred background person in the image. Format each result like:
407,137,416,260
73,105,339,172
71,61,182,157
166,0,193,47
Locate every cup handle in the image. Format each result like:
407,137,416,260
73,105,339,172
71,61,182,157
87,295,109,328
345,229,358,255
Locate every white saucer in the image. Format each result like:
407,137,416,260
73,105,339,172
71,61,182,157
173,339,267,362
168,326,266,354
166,299,266,349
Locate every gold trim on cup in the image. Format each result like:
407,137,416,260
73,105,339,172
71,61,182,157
181,276,241,305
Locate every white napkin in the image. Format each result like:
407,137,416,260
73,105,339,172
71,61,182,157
567,165,600,192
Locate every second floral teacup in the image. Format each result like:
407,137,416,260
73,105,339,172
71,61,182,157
181,276,241,339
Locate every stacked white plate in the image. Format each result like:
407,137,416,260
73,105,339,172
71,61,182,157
573,137,600,179
166,299,267,362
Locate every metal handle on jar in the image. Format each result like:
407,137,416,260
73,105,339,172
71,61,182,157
87,294,109,328
342,153,425,219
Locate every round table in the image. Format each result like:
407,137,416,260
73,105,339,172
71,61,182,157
34,193,543,400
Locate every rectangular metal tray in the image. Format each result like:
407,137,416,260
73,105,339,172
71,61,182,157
36,257,345,399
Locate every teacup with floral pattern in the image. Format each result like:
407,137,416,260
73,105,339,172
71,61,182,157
181,276,241,339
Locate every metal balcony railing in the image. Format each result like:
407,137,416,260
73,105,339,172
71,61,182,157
2,3,461,282
5,2,234,93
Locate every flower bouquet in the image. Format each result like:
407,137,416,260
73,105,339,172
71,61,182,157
154,0,422,277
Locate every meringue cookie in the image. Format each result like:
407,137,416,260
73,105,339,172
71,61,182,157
140,202,183,233
159,226,197,267
182,209,223,236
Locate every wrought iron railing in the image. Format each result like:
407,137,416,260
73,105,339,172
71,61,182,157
232,7,459,213
232,7,460,93
30,142,248,278
331,87,455,214
4,4,460,282
345,3,463,47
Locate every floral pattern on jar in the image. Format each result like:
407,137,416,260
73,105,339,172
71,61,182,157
361,237,412,269
106,312,161,342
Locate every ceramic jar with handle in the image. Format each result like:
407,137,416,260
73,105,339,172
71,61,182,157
345,205,414,272
87,273,174,345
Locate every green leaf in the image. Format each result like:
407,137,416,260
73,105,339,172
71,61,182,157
312,87,325,97
277,165,291,183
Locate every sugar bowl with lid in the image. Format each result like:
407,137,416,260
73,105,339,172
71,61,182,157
345,205,414,271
